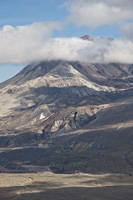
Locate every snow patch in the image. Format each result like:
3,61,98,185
40,108,51,120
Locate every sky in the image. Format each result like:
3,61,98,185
0,0,133,83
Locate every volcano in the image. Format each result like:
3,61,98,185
0,60,133,174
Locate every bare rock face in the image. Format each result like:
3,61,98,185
81,35,114,41
0,60,133,174
81,35,93,40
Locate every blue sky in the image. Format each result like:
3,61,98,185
0,0,124,38
0,0,133,83
0,0,67,26
0,0,67,82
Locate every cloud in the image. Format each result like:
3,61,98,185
0,22,61,64
64,0,133,32
120,23,133,40
104,39,133,63
0,1,132,65
0,22,133,65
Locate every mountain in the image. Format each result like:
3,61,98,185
80,34,113,41
80,35,93,40
0,60,133,174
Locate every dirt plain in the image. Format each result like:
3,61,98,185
0,172,133,200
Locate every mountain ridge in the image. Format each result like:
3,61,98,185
0,60,133,174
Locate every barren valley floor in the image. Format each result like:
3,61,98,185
0,172,133,200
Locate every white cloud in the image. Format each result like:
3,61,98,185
120,23,133,40
64,0,133,31
0,22,61,64
0,1,132,66
104,39,133,63
0,22,133,64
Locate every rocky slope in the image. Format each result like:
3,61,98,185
0,61,133,174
